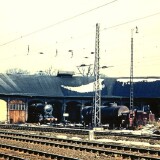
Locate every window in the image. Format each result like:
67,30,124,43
9,103,26,110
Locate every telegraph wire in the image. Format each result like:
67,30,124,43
0,0,118,47
1,2,160,51
102,11,160,31
29,10,160,54
0,0,160,76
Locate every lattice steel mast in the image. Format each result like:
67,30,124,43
92,23,101,127
130,26,138,111
130,30,134,111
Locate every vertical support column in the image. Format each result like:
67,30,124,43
7,97,10,124
92,23,101,127
130,36,134,111
80,101,85,124
61,100,67,122
129,26,138,128
25,98,28,122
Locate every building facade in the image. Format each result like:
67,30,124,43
0,73,160,123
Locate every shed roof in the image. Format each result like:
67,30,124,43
0,74,160,98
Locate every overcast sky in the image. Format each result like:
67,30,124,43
0,0,160,77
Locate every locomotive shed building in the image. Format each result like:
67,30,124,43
0,73,160,124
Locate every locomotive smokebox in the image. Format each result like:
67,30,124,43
44,104,53,113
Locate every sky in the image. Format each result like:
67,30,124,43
0,0,160,77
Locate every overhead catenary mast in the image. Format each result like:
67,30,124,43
130,26,138,111
129,26,138,128
92,23,101,127
130,30,134,111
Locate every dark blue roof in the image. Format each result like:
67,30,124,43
0,74,160,98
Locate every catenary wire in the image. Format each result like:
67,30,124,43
26,10,160,54
0,0,118,47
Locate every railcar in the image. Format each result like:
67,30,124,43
82,103,129,128
27,102,153,129
82,103,153,129
129,105,152,127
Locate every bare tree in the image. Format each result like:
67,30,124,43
36,66,56,76
6,68,30,75
77,64,93,77
44,66,56,76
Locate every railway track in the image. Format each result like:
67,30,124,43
0,152,26,160
0,143,79,160
95,130,160,140
0,124,88,135
0,124,160,141
0,130,160,160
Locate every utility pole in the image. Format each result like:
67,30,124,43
92,23,101,127
129,26,138,127
130,29,134,111
130,26,138,110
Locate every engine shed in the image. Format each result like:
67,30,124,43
0,73,160,124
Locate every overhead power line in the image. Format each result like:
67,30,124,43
102,11,160,31
0,0,118,47
2,8,160,50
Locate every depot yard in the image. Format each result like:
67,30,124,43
0,123,160,160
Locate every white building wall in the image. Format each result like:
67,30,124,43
0,99,7,122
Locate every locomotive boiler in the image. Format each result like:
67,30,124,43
82,103,129,128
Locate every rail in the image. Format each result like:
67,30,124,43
0,131,159,160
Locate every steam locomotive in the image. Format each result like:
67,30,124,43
28,103,57,124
